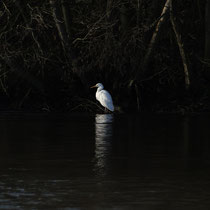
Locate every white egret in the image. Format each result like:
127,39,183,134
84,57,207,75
90,83,114,112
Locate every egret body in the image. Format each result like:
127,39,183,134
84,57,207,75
91,83,114,112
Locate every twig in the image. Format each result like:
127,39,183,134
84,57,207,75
19,88,32,109
0,78,9,96
2,1,11,15
73,13,107,45
140,68,167,82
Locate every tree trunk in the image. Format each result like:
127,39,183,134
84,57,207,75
50,0,68,51
61,0,72,40
136,0,142,27
170,0,190,89
106,0,113,21
120,3,129,40
205,0,210,66
141,0,171,73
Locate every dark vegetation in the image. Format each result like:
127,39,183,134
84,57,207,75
0,0,210,113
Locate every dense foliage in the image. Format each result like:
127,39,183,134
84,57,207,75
0,0,209,112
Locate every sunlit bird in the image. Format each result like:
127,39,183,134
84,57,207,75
91,83,114,112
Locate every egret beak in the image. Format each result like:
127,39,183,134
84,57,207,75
90,85,96,88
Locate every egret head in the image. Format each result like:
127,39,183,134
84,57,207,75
90,83,104,89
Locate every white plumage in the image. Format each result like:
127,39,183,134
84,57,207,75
91,83,114,112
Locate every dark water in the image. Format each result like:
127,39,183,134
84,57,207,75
0,113,210,209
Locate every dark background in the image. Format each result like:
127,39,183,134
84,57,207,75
0,0,210,113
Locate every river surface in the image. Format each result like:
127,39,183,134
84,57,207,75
0,113,210,209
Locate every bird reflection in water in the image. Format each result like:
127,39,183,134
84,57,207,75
94,114,113,176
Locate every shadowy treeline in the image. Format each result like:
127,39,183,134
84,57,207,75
0,0,210,113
